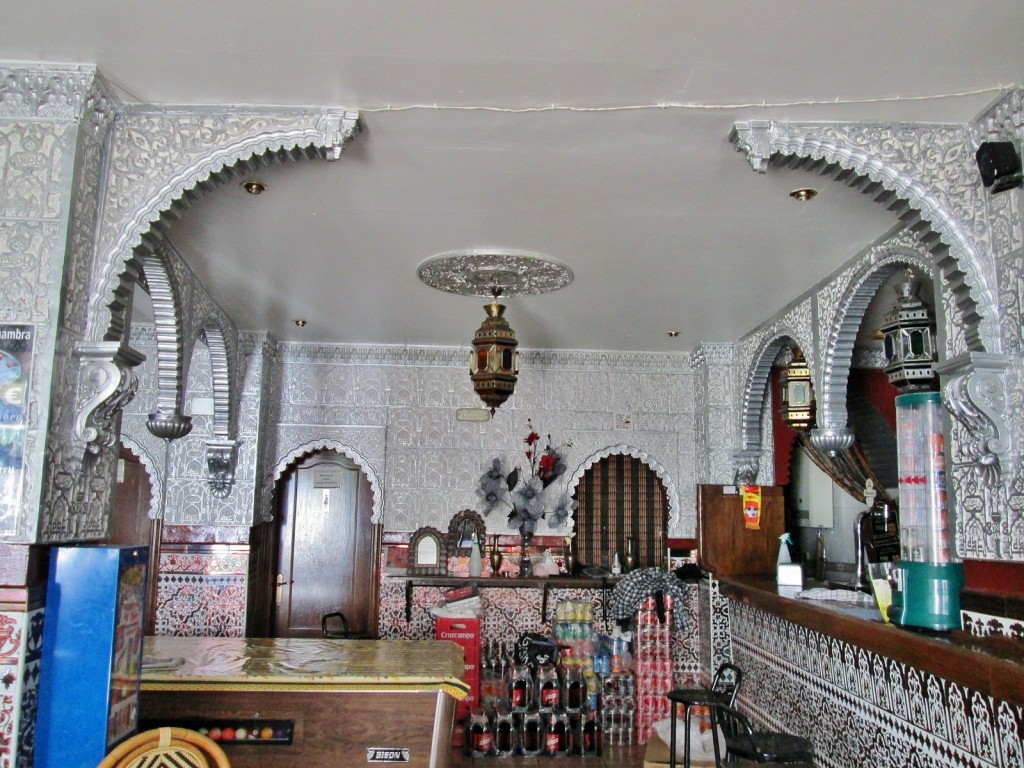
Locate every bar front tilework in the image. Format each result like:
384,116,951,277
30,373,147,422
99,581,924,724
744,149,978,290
728,600,1023,768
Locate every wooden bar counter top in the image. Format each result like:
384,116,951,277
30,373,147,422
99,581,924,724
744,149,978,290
718,575,1024,708
140,637,469,768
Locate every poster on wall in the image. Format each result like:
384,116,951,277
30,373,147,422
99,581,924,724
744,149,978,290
0,324,33,527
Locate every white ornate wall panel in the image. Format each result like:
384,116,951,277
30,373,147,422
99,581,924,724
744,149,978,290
691,342,736,487
123,325,267,526
732,99,1024,562
0,65,113,541
274,343,697,536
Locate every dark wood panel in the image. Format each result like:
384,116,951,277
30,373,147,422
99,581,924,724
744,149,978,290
697,485,784,576
141,687,452,768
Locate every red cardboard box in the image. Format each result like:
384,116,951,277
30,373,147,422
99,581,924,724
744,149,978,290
435,616,481,722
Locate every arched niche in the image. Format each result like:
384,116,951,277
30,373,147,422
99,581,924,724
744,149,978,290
565,444,680,531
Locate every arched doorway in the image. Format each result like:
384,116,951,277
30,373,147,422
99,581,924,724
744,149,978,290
250,449,378,638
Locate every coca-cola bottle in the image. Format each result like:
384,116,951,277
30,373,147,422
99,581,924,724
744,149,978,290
520,710,543,756
537,663,560,708
508,662,533,711
467,708,493,757
493,706,516,757
563,664,586,710
580,709,601,755
544,709,570,756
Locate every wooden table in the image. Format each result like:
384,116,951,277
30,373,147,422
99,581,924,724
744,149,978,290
139,636,469,768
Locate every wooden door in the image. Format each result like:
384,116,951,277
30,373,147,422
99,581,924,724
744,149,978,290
273,450,376,637
696,484,784,576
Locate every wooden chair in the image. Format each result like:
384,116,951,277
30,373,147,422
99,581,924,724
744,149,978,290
97,727,231,768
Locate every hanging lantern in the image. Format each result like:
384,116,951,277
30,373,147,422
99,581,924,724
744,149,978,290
878,269,937,391
469,289,520,414
780,346,815,432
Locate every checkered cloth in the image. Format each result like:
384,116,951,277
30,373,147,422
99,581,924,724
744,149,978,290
609,568,689,630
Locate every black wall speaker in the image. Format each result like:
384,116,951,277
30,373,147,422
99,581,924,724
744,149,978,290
975,141,1023,193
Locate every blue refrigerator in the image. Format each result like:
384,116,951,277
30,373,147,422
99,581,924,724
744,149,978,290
35,545,149,768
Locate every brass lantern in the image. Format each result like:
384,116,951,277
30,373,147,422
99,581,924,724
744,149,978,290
780,347,815,432
469,289,520,414
878,269,937,391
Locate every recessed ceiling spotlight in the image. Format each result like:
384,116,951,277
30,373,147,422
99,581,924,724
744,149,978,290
789,188,818,202
667,330,680,338
293,319,307,327
241,180,267,195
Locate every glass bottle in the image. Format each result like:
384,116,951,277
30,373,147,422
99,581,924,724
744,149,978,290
564,664,586,710
493,706,516,757
580,709,601,755
467,708,493,757
508,662,533,711
544,709,571,756
624,538,636,572
520,710,543,756
537,663,560,708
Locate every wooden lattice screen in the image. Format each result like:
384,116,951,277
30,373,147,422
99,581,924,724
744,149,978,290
574,454,668,571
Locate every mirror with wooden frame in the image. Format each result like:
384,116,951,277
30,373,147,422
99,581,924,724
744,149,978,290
447,509,486,557
407,526,447,575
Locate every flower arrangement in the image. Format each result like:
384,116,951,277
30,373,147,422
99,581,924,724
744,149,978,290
476,421,577,538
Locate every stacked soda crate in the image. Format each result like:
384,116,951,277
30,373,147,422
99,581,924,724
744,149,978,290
631,594,675,744
435,615,481,724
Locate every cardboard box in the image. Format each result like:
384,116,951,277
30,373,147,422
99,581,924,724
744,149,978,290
643,733,717,768
434,616,480,722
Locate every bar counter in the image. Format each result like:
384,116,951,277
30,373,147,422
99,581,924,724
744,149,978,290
718,576,1024,708
140,637,469,768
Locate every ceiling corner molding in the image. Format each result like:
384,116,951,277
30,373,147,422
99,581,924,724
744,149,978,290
729,119,1000,355
90,107,362,345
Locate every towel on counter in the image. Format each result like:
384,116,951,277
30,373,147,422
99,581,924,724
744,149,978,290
796,587,875,605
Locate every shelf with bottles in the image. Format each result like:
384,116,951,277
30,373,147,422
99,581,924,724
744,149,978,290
398,573,621,622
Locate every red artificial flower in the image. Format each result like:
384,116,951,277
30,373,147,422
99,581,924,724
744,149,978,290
525,431,541,446
539,452,557,476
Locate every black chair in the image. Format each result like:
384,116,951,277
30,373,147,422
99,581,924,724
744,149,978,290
712,704,814,766
321,610,373,639
665,663,743,768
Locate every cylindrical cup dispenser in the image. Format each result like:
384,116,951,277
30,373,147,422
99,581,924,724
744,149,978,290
890,392,963,630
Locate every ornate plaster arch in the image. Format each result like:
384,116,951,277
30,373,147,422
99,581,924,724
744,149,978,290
816,247,934,450
730,120,998,355
264,440,384,525
90,109,361,345
565,444,680,530
734,330,805,482
118,434,163,520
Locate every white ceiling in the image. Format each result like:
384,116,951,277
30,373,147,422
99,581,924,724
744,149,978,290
4,2,1023,352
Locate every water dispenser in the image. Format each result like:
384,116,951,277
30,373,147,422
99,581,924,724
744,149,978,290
889,392,964,630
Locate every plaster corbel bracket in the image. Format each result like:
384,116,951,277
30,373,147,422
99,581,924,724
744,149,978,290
73,341,146,462
936,352,1012,487
317,110,363,161
732,450,762,485
206,438,241,498
729,120,774,173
